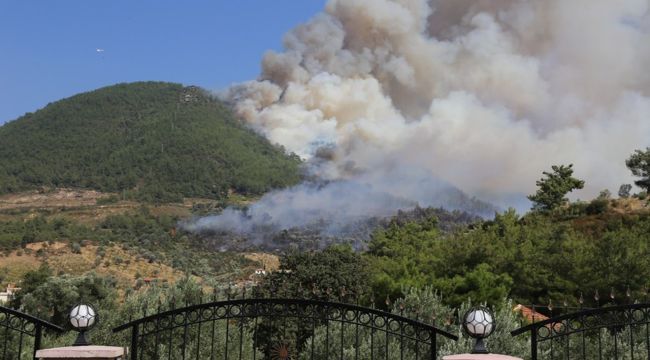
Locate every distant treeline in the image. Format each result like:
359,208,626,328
0,82,302,202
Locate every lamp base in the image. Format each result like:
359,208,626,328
471,338,489,354
72,331,90,346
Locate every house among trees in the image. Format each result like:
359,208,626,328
0,283,20,304
513,304,549,324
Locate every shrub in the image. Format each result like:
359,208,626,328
564,201,588,217
586,198,609,215
598,189,612,199
96,195,119,205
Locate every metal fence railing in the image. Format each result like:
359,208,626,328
113,298,459,360
0,305,64,360
512,303,650,360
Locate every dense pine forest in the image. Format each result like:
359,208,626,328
0,82,302,202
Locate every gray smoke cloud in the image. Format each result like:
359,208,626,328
185,180,414,236
191,0,650,238
186,168,494,239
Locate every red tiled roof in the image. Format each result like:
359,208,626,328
513,304,550,323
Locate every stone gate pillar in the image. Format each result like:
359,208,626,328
443,354,523,360
35,345,125,360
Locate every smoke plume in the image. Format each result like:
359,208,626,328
191,0,650,239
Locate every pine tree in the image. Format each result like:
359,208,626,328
528,164,585,211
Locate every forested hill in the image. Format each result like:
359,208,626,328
0,82,302,202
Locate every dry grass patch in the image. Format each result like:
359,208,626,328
0,241,186,290
0,251,41,283
244,253,280,272
610,198,650,213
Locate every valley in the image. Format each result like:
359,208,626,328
0,82,649,357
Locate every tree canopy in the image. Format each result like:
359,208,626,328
12,266,117,326
254,245,371,302
363,207,650,308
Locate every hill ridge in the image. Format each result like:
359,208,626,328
0,82,302,202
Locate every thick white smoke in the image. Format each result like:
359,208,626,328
192,0,650,237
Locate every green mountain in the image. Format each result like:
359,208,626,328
0,82,302,202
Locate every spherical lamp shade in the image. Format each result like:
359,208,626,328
69,304,98,346
69,305,97,329
463,308,494,337
462,306,495,354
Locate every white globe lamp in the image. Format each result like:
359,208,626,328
69,304,98,346
462,306,495,354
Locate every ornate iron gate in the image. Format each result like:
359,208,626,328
511,303,650,359
0,305,64,360
113,298,458,360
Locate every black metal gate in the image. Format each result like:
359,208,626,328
113,298,458,360
0,305,64,360
511,303,650,359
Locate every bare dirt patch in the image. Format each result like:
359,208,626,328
0,188,107,210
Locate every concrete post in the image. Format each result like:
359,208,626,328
35,346,125,360
443,354,523,360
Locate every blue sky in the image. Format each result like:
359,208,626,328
0,1,327,124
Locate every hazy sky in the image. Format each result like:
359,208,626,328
0,1,326,124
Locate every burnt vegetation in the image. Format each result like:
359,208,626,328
193,206,483,252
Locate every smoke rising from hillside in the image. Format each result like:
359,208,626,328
186,169,495,241
192,0,650,238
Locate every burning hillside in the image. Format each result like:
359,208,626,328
188,0,650,241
